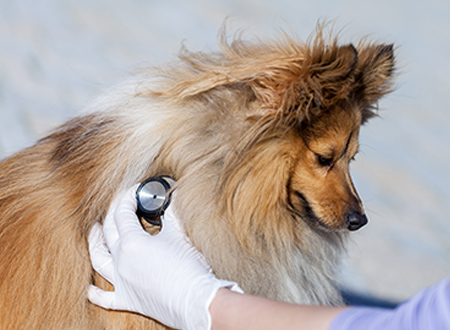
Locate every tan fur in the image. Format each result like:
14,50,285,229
0,24,395,329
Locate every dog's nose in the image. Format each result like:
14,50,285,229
345,211,368,231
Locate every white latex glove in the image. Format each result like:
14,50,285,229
88,185,242,330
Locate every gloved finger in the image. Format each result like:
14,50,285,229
87,285,117,310
88,223,115,283
103,192,122,249
159,202,184,238
114,184,147,239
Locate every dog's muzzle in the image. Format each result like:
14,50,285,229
345,211,368,231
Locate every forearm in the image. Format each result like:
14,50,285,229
210,288,346,330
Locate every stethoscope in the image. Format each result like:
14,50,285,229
136,176,175,226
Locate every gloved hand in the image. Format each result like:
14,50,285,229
88,185,242,330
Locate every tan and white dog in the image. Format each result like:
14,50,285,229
0,25,395,329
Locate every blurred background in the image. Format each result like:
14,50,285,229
1,0,449,304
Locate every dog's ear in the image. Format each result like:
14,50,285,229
354,43,395,122
269,42,359,122
225,41,361,123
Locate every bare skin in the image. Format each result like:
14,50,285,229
210,288,347,330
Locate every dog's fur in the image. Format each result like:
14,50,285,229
0,25,395,329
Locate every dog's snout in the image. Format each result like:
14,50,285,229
345,211,368,231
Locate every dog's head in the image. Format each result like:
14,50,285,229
153,26,395,252
290,104,367,232
285,41,394,233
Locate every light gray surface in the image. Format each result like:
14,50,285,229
1,0,449,303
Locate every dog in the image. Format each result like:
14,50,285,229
0,25,395,329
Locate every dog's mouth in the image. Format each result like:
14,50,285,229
289,191,367,231
289,191,331,231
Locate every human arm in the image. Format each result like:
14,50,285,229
209,270,450,330
210,287,345,330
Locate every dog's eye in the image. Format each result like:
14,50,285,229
317,154,334,167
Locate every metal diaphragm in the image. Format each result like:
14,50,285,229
136,176,174,226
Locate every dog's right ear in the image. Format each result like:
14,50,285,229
354,43,396,122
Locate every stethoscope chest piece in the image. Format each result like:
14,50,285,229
136,176,175,226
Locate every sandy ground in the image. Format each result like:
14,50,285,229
1,0,449,303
